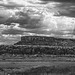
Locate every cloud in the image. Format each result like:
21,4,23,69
0,8,11,23
41,0,75,17
41,0,75,3
0,3,24,9
0,0,75,33
0,35,21,45
4,11,43,29
55,3,75,17
0,0,75,32
2,29,24,35
0,0,75,44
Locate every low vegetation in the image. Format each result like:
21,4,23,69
9,65,75,75
0,45,75,56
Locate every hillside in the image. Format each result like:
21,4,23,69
14,36,75,47
0,36,75,56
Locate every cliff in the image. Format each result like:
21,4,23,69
14,36,75,47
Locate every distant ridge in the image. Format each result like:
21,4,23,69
14,36,75,46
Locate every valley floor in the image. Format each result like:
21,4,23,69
0,56,75,75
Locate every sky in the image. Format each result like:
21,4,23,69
0,0,75,44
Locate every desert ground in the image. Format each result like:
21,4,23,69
0,56,75,75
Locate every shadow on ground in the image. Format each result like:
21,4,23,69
9,65,75,75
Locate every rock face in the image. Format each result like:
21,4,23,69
14,36,75,46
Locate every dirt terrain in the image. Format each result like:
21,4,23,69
0,56,75,75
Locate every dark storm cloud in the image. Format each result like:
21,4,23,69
58,11,75,17
0,16,6,23
41,0,75,17
19,18,42,29
41,0,75,3
55,3,75,17
7,12,30,23
0,3,24,9
0,8,11,24
0,4,23,9
28,29,65,35
5,11,42,29
4,12,30,25
2,29,24,35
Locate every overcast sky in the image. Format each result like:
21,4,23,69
0,0,75,44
